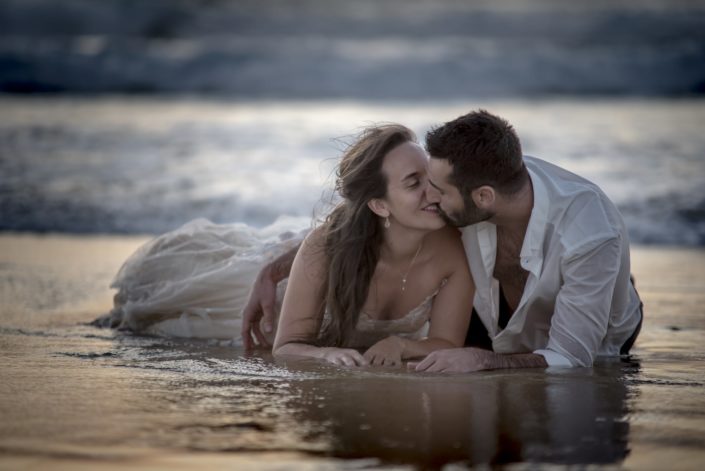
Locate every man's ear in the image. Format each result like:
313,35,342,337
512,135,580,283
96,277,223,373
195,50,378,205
367,199,389,217
471,186,495,209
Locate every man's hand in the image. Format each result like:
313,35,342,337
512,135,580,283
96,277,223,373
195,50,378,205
363,336,405,367
408,347,497,373
240,264,278,350
408,348,550,373
240,243,301,350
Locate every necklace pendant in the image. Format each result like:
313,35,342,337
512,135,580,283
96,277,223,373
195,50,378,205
398,242,421,293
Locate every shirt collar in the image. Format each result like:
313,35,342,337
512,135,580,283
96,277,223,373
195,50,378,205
476,222,496,275
519,167,549,275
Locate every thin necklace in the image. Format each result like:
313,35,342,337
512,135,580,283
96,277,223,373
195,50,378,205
401,242,423,292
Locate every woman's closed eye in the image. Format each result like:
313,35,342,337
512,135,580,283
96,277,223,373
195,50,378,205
408,175,428,189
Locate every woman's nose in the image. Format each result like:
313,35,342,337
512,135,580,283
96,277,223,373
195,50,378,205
425,183,441,203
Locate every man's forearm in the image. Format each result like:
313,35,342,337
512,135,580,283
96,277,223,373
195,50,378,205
268,244,300,282
412,347,549,373
493,352,548,370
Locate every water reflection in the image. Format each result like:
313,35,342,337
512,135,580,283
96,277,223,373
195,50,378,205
278,359,638,467
96,338,637,466
102,345,332,454
1,324,638,468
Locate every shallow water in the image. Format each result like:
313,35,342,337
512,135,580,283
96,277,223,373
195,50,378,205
1,234,704,469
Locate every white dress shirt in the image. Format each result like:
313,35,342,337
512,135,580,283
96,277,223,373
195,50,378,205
461,156,642,367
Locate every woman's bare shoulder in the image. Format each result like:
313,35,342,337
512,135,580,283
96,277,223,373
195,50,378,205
302,225,326,249
424,226,467,268
426,226,463,248
291,226,329,282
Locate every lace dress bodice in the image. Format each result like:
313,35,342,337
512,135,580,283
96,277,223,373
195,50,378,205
346,283,445,348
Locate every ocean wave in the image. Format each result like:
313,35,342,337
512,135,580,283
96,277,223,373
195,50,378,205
621,192,705,246
1,96,703,246
0,0,704,97
2,190,703,245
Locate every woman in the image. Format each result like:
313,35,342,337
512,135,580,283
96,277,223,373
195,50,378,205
272,124,474,366
98,124,474,366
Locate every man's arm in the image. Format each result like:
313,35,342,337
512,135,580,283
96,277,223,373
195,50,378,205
410,347,547,373
543,237,622,367
413,237,624,372
240,243,300,350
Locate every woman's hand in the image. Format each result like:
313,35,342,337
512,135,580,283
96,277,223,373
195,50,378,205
363,336,406,367
320,347,369,367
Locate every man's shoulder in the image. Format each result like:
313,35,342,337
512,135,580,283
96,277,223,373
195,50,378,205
525,156,625,255
525,156,595,187
526,155,614,210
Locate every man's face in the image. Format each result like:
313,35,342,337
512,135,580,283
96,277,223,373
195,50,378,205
426,158,493,227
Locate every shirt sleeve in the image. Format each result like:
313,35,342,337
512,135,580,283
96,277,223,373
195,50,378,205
545,237,622,367
533,349,573,367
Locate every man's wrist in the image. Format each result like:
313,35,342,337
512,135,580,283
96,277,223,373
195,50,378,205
486,350,505,370
264,262,284,283
394,336,408,356
493,352,548,370
269,248,297,282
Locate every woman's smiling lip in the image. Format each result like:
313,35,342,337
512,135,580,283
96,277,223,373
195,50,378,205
422,204,440,213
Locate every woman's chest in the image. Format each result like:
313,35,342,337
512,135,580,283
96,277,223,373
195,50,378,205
361,262,441,321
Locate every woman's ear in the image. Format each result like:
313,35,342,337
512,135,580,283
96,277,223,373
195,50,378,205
471,185,496,209
367,199,389,218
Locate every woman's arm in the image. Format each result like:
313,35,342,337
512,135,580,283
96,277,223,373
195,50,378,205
363,228,474,366
272,229,368,366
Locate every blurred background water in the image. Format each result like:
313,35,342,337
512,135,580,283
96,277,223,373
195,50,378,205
1,0,704,244
1,0,704,97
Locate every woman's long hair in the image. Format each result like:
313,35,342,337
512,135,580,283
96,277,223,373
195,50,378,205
315,124,416,347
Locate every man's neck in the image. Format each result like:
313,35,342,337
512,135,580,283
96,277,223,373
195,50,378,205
492,179,534,238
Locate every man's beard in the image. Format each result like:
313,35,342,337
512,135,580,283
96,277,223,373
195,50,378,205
438,196,493,228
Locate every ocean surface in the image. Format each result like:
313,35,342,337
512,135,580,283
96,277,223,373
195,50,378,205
1,0,704,244
1,0,704,97
1,96,704,245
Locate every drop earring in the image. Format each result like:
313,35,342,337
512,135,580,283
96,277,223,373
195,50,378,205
384,217,390,229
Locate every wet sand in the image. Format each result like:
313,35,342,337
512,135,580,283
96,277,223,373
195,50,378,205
1,234,704,470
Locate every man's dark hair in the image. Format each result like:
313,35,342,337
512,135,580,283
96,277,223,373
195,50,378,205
425,109,528,196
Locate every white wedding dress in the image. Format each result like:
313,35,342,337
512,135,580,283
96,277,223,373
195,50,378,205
97,218,438,347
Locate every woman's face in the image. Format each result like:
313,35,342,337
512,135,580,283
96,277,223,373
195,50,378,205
380,141,445,231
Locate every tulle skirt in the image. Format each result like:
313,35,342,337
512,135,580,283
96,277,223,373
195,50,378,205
94,218,308,345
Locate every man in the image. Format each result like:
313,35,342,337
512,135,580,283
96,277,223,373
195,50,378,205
241,110,643,372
